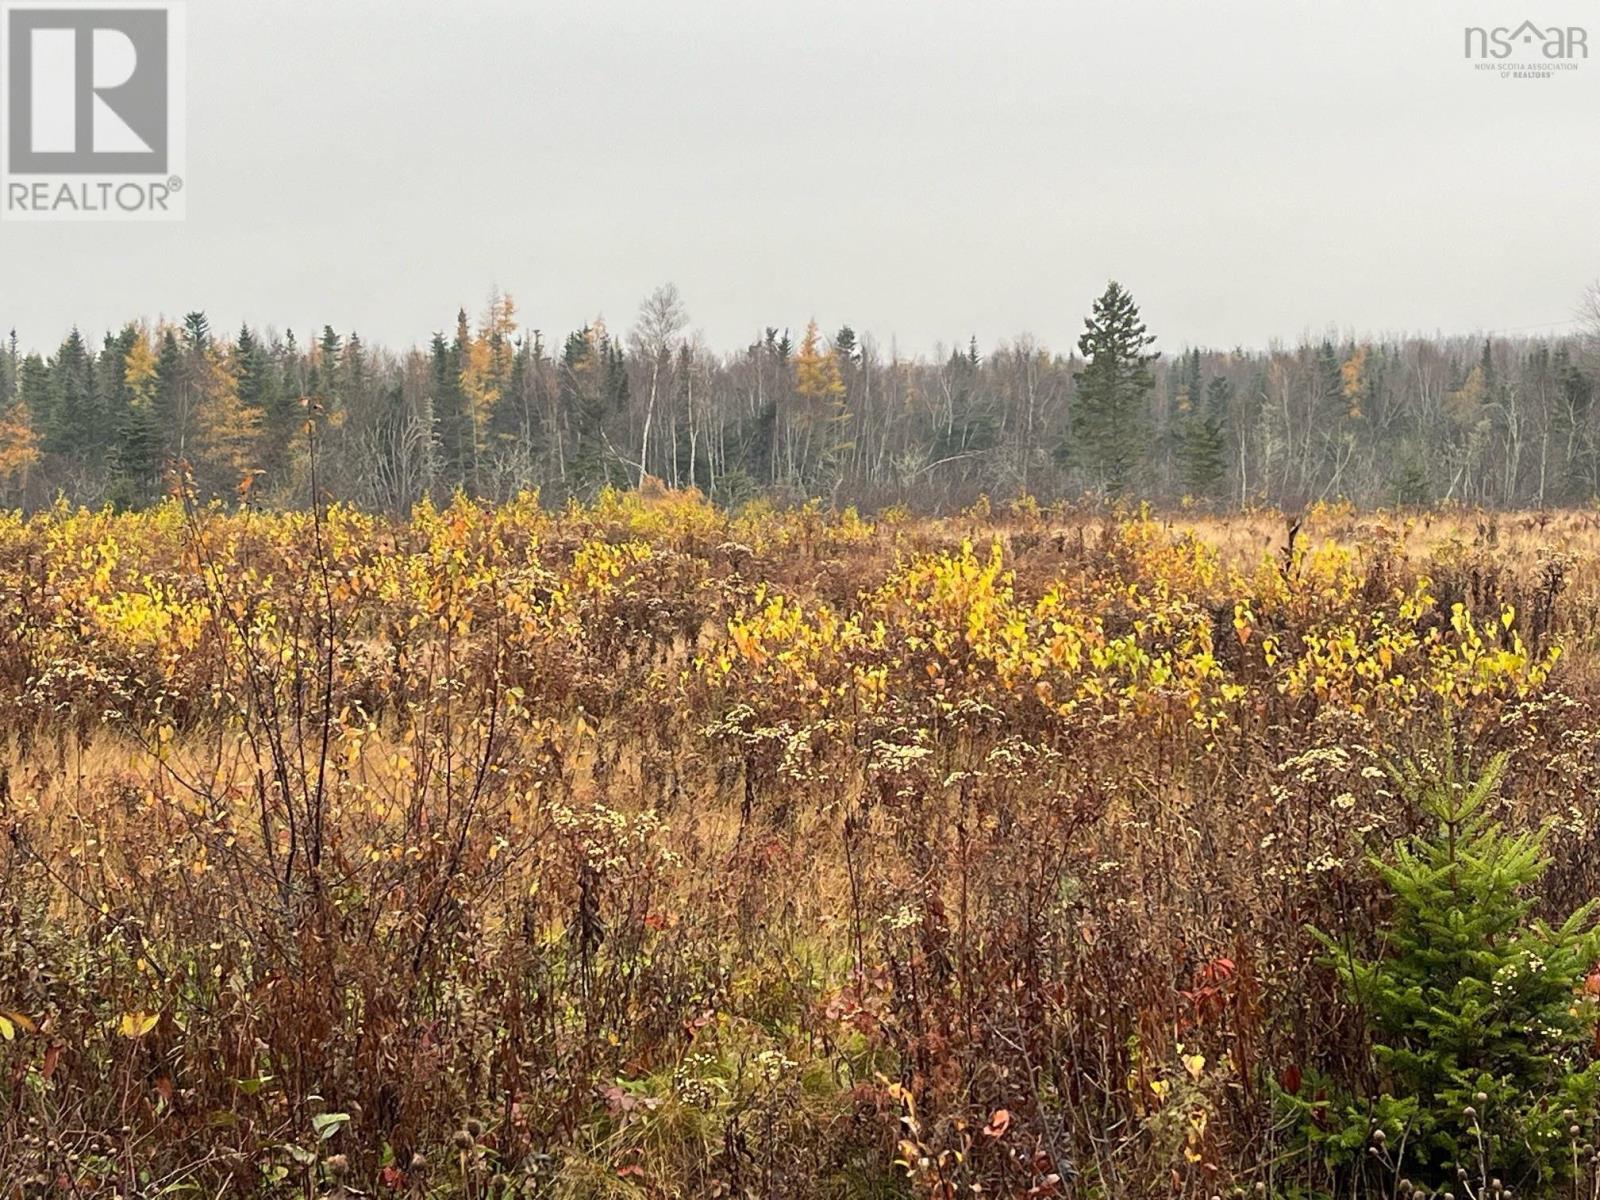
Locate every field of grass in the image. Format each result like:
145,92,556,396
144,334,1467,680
5,491,1600,1197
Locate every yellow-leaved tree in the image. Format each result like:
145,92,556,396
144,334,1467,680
1341,345,1369,419
124,329,158,402
195,337,259,492
1446,364,1487,431
789,320,849,484
460,291,518,469
0,400,39,500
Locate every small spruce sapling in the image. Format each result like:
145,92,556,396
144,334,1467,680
1298,753,1600,1192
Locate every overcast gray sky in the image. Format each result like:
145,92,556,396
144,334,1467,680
3,0,1597,356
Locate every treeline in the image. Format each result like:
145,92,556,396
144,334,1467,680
0,282,1595,512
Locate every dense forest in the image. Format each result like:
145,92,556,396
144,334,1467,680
0,281,1596,512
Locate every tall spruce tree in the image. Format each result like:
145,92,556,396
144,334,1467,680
96,326,138,444
254,331,298,487
182,311,210,352
153,329,185,457
1068,281,1158,496
43,329,98,459
1,329,18,405
1178,375,1230,499
430,329,471,492
109,330,163,506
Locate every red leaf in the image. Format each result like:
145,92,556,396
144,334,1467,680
1281,1064,1302,1095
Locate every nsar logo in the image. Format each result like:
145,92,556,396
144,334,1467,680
1463,21,1588,79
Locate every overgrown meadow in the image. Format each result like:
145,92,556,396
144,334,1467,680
5,490,1600,1198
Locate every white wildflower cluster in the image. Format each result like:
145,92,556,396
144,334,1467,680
1282,745,1352,784
673,1051,727,1110
779,719,839,783
883,902,923,931
870,737,933,775
753,1048,797,1083
550,802,675,874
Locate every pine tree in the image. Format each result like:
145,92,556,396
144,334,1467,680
1389,437,1432,506
0,330,17,404
153,329,185,457
1301,754,1600,1192
235,326,265,412
17,355,49,419
314,325,343,432
1166,348,1203,478
560,326,599,494
431,326,473,493
42,329,97,458
182,311,210,352
559,322,628,497
251,331,299,488
1068,281,1158,496
1178,376,1229,499
96,325,138,451
110,332,162,508
833,325,859,365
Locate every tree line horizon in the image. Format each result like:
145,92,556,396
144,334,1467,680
0,280,1595,513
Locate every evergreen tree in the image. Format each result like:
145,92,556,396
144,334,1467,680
42,329,97,458
153,329,185,456
1,329,18,404
1391,446,1432,506
1178,375,1229,499
934,341,997,465
430,328,472,492
561,324,615,496
182,310,210,351
833,324,859,365
235,326,265,412
108,330,163,505
1068,281,1158,496
17,354,49,421
1300,754,1600,1192
1162,348,1203,486
96,325,139,448
246,330,297,486
312,325,343,437
1314,340,1343,417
